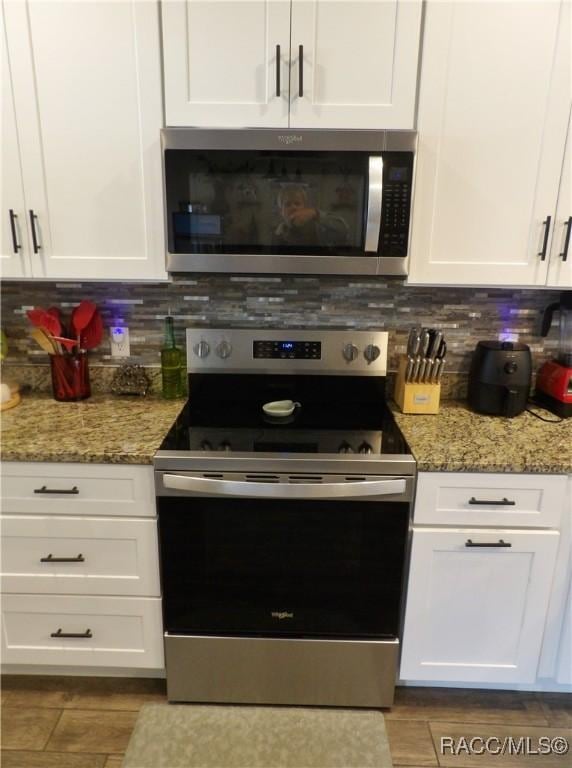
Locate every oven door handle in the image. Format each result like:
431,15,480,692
364,155,384,252
162,474,406,499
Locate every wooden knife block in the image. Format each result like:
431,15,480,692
394,355,441,414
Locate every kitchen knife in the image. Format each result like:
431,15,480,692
422,359,433,383
406,327,416,356
405,356,414,382
429,358,437,383
408,327,421,358
427,330,443,361
411,356,421,383
436,358,446,383
419,328,430,358
418,358,427,383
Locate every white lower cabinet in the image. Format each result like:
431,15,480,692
0,462,163,674
1,515,160,596
1,594,163,669
401,528,560,684
556,577,572,684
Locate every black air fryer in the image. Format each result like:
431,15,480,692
468,341,532,417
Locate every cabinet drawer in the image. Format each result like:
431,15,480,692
1,594,164,669
414,472,567,528
1,515,160,596
1,462,155,517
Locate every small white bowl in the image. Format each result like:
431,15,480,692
262,399,300,418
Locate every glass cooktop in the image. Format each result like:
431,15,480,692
159,374,410,456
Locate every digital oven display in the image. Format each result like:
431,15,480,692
253,340,321,359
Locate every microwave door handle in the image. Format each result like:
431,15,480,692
162,473,405,499
364,156,384,252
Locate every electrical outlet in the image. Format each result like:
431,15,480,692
110,326,130,358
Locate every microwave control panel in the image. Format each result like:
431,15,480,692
380,153,413,257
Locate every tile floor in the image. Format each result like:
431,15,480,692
1,676,571,767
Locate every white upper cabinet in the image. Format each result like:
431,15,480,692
3,0,166,281
408,0,571,287
162,0,421,130
547,110,572,288
162,0,291,128
1,15,31,278
289,0,421,129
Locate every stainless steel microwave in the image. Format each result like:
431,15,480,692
162,129,416,276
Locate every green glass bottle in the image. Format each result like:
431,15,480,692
161,316,182,399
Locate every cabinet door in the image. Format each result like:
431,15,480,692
3,0,166,280
289,0,421,129
162,0,290,128
400,528,560,684
408,0,571,286
555,576,571,684
547,110,572,288
1,14,31,278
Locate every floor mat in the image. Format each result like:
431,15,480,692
122,702,393,767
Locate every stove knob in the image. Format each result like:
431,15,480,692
358,442,373,455
364,344,381,364
216,340,232,359
194,340,210,359
342,343,359,363
338,442,354,454
200,440,213,451
219,441,232,451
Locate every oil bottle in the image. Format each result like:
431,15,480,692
161,315,182,399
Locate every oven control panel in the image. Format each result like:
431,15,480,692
253,340,321,360
187,329,388,375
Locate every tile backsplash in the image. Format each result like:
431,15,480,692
0,276,562,386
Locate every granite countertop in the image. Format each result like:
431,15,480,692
2,393,570,474
0,394,184,465
391,401,572,474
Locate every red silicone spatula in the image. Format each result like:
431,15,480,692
45,307,62,337
70,300,97,344
80,308,103,350
27,308,61,338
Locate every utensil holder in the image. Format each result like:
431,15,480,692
394,355,441,414
50,352,91,402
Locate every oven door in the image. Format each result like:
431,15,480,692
162,129,415,276
156,471,410,640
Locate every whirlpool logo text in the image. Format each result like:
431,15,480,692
277,135,303,145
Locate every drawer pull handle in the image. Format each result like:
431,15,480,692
275,44,281,97
560,216,572,261
468,497,515,506
40,553,85,563
9,209,21,253
34,485,79,495
465,539,512,548
29,209,41,253
538,215,551,260
50,628,92,639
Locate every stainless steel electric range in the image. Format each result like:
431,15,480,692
154,328,416,708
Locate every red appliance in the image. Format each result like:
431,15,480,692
535,292,572,418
